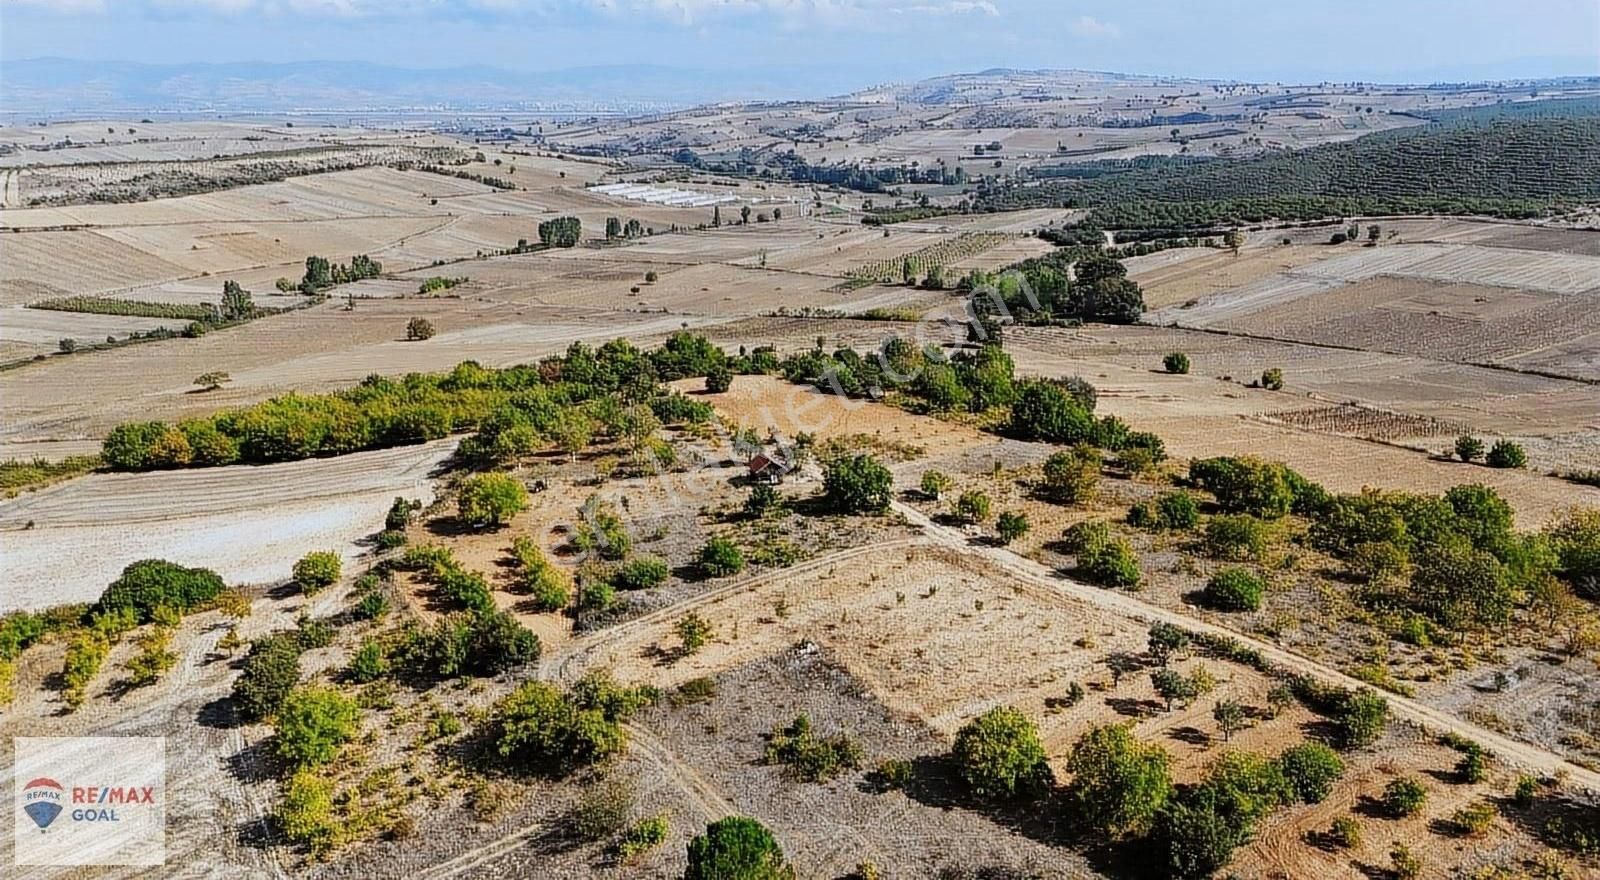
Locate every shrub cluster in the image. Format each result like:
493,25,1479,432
764,714,863,782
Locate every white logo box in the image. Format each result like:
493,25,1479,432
13,736,166,867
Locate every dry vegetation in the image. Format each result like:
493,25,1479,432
2,80,1599,880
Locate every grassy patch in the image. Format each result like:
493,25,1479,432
0,455,100,497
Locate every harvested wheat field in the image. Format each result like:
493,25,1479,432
0,439,454,611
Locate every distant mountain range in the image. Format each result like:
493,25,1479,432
4,58,1597,117
0,58,883,115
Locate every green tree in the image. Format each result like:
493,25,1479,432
1486,439,1527,469
1201,568,1265,612
1382,777,1427,817
406,317,436,341
1064,723,1173,838
232,633,303,720
823,454,892,513
278,768,337,854
96,559,225,621
951,705,1052,799
1152,668,1199,712
1333,689,1389,749
274,686,360,766
685,816,793,880
1041,446,1101,505
458,473,528,528
1213,699,1246,741
919,469,952,500
676,612,715,655
996,511,1030,545
1412,541,1512,629
1147,622,1189,666
1278,742,1344,803
1260,368,1284,391
697,536,746,578
954,490,992,524
292,551,341,595
1163,352,1191,374
1454,434,1485,462
615,556,669,591
705,364,733,393
219,280,254,321
1008,380,1095,444
744,484,782,519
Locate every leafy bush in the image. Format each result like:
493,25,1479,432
1164,352,1190,374
1201,568,1265,612
510,536,570,611
232,633,304,720
1156,491,1200,529
684,816,791,880
1332,688,1389,749
1486,439,1527,469
995,511,1030,545
617,813,670,862
954,490,992,524
273,686,360,766
1448,801,1496,837
95,559,225,622
1064,723,1173,838
348,639,389,683
615,556,669,591
1260,368,1284,390
1041,445,1100,504
1329,815,1361,848
458,473,528,528
493,680,628,775
1188,456,1300,519
919,469,952,499
574,776,635,841
401,609,539,678
61,631,110,710
1278,742,1344,803
1203,514,1269,562
278,768,337,854
1455,434,1485,462
1382,777,1427,817
676,612,715,655
704,364,733,393
823,454,893,513
405,317,436,341
764,714,863,782
952,706,1052,800
697,536,747,578
1547,506,1600,586
1081,538,1142,589
292,551,341,595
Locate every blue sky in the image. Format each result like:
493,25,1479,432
3,0,1597,84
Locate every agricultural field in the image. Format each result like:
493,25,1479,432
2,65,1600,880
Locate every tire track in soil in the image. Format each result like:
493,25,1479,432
889,497,1600,793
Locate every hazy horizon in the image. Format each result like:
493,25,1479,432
3,1,1597,90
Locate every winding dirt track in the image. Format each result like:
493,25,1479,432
887,497,1600,792
410,496,1600,877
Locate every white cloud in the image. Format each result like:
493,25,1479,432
1067,13,1117,38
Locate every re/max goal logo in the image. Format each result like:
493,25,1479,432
21,778,158,829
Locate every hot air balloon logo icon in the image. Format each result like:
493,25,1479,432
22,777,64,830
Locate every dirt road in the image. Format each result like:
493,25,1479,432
888,497,1600,792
